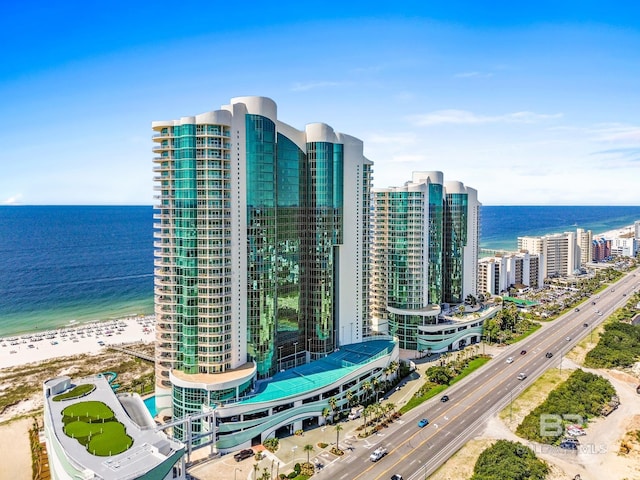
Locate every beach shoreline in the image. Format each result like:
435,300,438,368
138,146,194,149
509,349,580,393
0,315,155,370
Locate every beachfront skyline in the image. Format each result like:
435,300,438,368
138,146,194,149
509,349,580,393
2,2,640,206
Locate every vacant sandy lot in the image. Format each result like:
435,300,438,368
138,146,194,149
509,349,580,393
433,357,640,480
0,417,33,480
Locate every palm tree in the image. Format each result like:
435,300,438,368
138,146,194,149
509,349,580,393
335,424,343,451
372,378,380,400
322,407,331,425
304,444,314,465
328,396,338,418
363,404,374,435
346,390,354,407
362,381,372,402
386,402,395,419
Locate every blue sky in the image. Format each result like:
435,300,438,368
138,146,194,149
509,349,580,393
1,1,639,205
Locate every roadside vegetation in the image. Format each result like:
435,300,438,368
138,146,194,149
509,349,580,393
515,369,615,445
583,289,640,368
470,440,548,480
400,351,489,414
482,302,540,345
585,321,640,368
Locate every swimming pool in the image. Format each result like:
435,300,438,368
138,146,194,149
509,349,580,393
143,396,157,417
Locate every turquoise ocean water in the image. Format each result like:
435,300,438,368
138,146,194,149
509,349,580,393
1,205,639,338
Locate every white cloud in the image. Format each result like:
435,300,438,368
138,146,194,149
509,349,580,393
409,109,563,126
2,194,23,205
590,124,640,143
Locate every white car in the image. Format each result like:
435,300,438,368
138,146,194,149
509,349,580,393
506,357,514,364
370,447,388,462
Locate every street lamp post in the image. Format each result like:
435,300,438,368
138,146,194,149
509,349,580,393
234,468,240,480
278,345,283,371
293,342,298,368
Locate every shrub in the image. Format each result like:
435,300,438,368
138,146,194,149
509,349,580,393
263,437,279,452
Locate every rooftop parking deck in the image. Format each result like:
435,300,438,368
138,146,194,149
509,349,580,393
238,339,395,405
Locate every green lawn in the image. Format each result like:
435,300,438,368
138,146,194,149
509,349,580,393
53,383,95,401
61,401,133,456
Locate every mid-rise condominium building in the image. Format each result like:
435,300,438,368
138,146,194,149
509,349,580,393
518,231,578,278
370,171,481,353
152,97,397,451
477,252,543,295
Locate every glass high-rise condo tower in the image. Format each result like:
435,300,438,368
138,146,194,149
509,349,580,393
370,172,480,352
152,97,372,421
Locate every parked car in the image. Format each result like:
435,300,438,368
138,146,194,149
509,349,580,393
560,440,578,450
418,418,429,428
234,449,254,462
370,447,388,462
348,406,364,420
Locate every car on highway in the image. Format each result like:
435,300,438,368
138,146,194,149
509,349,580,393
566,336,571,341
440,395,449,402
598,312,603,316
520,350,527,355
583,323,589,327
418,418,429,428
370,447,388,462
517,372,527,380
545,352,553,358
390,475,404,480
575,308,580,312
234,448,254,462
506,356,514,363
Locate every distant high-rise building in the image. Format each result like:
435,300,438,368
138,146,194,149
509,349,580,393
576,228,593,266
370,171,480,351
592,237,611,262
152,96,373,425
478,252,543,295
518,232,577,278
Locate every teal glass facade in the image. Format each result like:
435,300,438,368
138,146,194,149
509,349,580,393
246,114,278,377
444,193,468,304
245,119,344,378
173,124,199,374
371,173,477,352
427,183,444,303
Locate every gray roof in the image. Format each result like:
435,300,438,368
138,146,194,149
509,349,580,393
44,374,184,480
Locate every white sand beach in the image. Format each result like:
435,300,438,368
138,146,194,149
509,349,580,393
0,315,155,369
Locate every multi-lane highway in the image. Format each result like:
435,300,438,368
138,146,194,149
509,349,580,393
314,269,639,480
